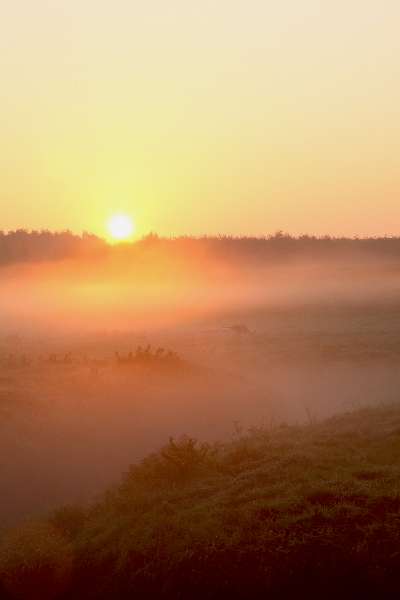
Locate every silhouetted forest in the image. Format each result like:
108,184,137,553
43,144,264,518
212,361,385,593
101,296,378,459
2,230,400,266
0,230,105,265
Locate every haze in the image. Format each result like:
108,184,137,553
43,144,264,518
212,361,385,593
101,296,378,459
2,233,400,528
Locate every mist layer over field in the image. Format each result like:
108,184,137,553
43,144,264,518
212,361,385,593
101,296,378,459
2,234,400,526
3,235,400,331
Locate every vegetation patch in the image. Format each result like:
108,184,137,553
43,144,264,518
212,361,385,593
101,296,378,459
2,405,400,598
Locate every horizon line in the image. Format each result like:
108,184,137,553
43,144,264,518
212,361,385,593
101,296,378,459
2,229,400,243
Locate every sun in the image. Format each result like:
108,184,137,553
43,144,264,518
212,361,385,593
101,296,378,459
107,214,135,241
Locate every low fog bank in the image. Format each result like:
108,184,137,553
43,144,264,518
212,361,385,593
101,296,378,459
2,235,400,526
2,310,400,527
2,239,400,334
1,356,399,527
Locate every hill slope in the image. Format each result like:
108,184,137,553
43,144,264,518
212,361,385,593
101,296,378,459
2,405,400,599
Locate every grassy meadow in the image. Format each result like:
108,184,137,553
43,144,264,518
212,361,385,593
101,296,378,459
2,405,400,598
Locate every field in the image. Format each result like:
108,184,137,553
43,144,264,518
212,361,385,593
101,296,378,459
2,237,400,597
2,403,400,599
2,301,400,528
2,302,400,527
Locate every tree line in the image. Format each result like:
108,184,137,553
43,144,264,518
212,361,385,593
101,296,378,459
2,229,400,266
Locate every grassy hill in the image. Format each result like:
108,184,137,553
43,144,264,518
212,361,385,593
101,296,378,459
2,405,400,599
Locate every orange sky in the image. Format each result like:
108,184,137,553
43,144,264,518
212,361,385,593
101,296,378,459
1,1,400,238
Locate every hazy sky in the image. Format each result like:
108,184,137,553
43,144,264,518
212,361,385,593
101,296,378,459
1,1,400,238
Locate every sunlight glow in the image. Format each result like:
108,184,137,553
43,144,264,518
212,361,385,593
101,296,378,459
107,214,135,241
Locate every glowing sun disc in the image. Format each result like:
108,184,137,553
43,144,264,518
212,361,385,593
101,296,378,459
107,214,135,240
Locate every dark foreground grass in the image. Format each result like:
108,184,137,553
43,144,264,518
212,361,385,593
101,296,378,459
2,405,400,599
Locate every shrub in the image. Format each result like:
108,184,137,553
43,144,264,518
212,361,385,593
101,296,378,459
160,435,214,480
123,436,218,489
